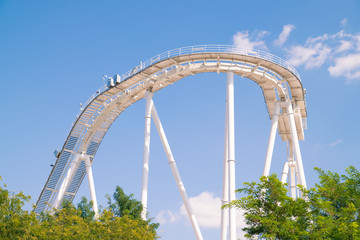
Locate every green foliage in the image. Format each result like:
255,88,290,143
224,174,310,239
307,166,360,239
107,186,159,234
76,196,95,221
0,177,159,239
225,166,360,239
107,186,143,219
0,178,40,240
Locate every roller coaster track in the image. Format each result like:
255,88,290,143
35,44,307,216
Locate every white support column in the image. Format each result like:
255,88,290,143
220,85,229,240
53,154,81,209
281,162,289,183
287,139,297,198
286,101,307,188
295,163,301,198
84,156,99,219
263,101,281,176
227,72,237,240
151,102,203,240
289,163,297,199
141,90,153,220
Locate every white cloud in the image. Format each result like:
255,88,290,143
156,210,181,224
328,53,360,80
314,139,343,149
156,191,247,238
233,31,268,50
355,35,360,51
274,24,295,46
336,40,352,52
284,24,360,81
287,42,331,69
180,191,221,228
329,139,343,147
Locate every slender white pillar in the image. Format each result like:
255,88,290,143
281,162,289,183
84,156,99,219
227,72,237,240
286,101,307,188
151,102,203,240
263,102,281,176
287,139,296,198
141,90,153,220
53,154,81,209
220,86,229,240
295,163,301,198
289,163,296,199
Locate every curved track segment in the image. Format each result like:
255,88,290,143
35,45,307,213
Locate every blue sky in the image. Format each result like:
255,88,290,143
1,1,360,239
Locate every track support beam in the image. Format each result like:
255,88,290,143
263,101,281,176
220,81,229,240
84,156,99,219
286,101,307,188
141,90,153,220
53,154,81,209
227,72,237,240
151,101,203,240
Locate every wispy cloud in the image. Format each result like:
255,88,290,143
283,23,360,81
287,42,331,69
274,24,295,46
329,139,343,147
341,18,348,27
233,21,360,82
314,139,343,149
328,53,360,82
233,31,268,50
336,40,352,53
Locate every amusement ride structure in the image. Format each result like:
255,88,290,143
35,45,307,240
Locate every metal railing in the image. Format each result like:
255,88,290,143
121,44,300,82
76,45,300,124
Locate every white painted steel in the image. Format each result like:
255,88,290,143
287,139,297,198
295,164,301,198
220,80,229,240
53,154,81,209
263,101,281,176
84,156,99,219
286,102,307,188
151,101,203,240
290,163,297,199
281,162,290,183
226,72,237,240
36,45,307,235
141,90,153,220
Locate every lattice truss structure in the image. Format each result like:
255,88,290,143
35,46,307,239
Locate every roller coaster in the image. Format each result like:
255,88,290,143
35,45,307,240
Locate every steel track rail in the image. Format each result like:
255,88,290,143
35,45,307,214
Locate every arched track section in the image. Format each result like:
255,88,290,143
35,45,307,213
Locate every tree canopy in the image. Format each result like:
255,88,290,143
225,166,360,239
0,178,159,239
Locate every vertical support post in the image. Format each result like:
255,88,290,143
287,139,296,198
227,72,237,240
84,156,99,219
220,84,229,240
286,101,307,188
151,102,203,240
53,154,81,209
281,162,289,183
263,101,281,176
141,90,153,220
289,163,297,199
